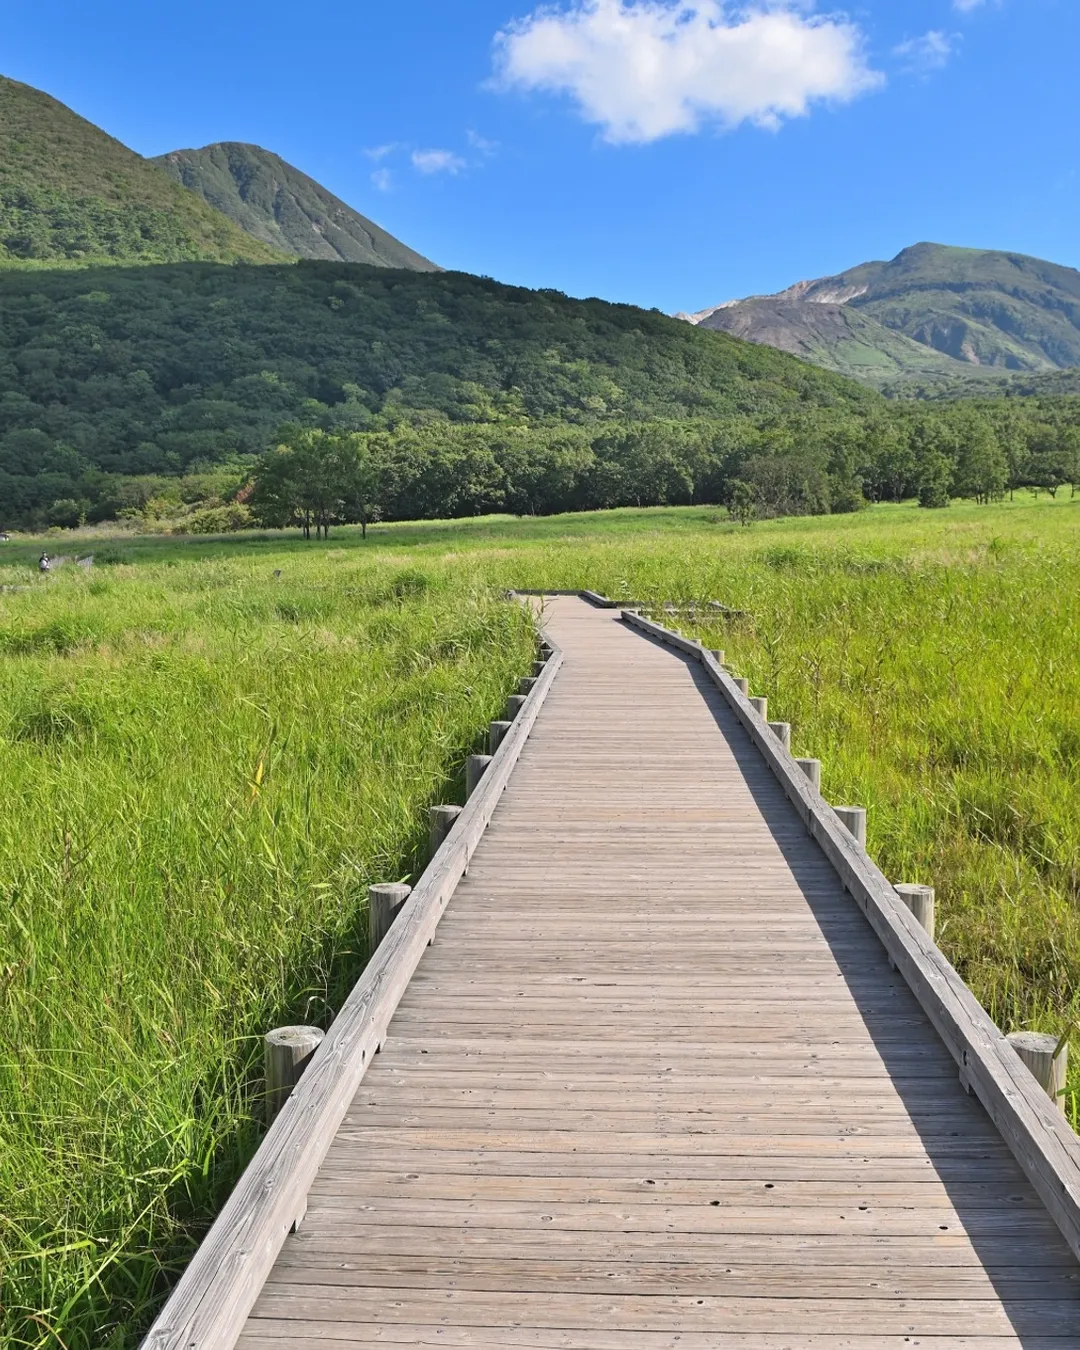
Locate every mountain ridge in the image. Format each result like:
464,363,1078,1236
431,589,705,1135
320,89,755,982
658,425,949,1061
152,142,438,270
0,75,284,267
683,243,1080,384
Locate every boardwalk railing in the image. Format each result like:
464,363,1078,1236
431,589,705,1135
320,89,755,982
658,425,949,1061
622,606,1080,1265
142,588,1080,1350
142,633,563,1350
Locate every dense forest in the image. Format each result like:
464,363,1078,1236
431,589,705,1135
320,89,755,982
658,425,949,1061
0,260,1077,531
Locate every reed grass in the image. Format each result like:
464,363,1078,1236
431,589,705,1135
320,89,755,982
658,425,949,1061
2,494,1077,1345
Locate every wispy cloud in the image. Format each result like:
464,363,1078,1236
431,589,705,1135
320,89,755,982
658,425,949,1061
953,0,986,11
467,129,501,156
364,143,404,161
411,148,468,175
894,29,954,74
492,0,883,145
370,167,393,192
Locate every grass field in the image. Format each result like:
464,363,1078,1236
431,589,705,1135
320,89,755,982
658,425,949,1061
1,493,1078,1347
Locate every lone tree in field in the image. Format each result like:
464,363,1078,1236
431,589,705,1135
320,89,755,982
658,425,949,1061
249,431,383,539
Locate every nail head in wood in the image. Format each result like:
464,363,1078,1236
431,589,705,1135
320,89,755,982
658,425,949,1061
466,753,492,798
488,720,512,754
368,882,411,950
768,721,791,750
264,1025,325,1125
834,806,867,848
796,757,821,791
1008,1032,1068,1114
749,696,768,720
895,883,936,941
428,805,462,855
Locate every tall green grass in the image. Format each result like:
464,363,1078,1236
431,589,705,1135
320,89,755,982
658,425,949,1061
2,495,1078,1346
0,552,533,1348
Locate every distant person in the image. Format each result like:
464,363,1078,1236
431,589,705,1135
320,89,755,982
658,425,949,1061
38,552,50,573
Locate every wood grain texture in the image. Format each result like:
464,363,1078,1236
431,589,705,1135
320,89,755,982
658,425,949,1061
622,607,1080,1267
230,597,1079,1350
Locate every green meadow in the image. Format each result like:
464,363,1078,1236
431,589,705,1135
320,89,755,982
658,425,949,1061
1,493,1078,1347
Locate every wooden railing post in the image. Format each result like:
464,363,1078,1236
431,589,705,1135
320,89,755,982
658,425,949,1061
429,805,462,855
489,720,512,754
1008,1032,1068,1115
506,694,527,720
732,677,749,696
749,696,768,720
895,883,936,940
834,806,867,848
368,882,411,949
466,754,492,797
709,649,725,665
264,1026,325,1125
796,758,821,790
518,676,537,696
768,721,791,750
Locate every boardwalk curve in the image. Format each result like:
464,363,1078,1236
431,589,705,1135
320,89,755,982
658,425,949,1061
231,597,1080,1348
146,595,1080,1349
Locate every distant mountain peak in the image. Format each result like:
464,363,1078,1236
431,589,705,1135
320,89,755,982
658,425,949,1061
681,242,1080,385
152,142,438,271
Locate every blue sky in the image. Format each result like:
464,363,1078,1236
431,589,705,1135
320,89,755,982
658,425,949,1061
3,0,1077,312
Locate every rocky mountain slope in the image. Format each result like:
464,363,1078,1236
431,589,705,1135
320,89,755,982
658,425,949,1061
684,243,1080,384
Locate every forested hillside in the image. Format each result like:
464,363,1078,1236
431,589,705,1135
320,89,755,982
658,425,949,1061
0,77,283,267
153,143,438,269
0,260,880,525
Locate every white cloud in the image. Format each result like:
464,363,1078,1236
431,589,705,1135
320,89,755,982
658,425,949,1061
364,143,403,161
467,129,501,155
411,148,469,174
893,29,954,73
370,167,393,191
492,0,883,144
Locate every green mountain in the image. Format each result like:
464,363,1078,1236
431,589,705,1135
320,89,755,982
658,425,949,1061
153,143,438,270
0,76,285,267
685,243,1080,384
0,260,876,525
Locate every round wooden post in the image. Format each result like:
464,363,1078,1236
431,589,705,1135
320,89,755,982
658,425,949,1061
834,806,867,848
505,694,527,720
732,677,749,697
709,649,725,665
895,883,936,940
531,659,546,678
429,805,462,855
466,753,492,797
768,721,791,750
264,1025,325,1125
518,676,537,696
489,719,512,754
796,758,821,790
369,882,411,949
749,696,768,720
1007,1032,1068,1114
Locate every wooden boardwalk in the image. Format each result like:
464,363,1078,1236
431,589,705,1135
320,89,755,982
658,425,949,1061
235,597,1080,1348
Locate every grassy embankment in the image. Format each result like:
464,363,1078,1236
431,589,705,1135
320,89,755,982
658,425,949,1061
1,493,1077,1346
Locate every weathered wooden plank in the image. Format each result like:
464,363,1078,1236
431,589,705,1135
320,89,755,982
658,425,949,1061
621,607,1080,1266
